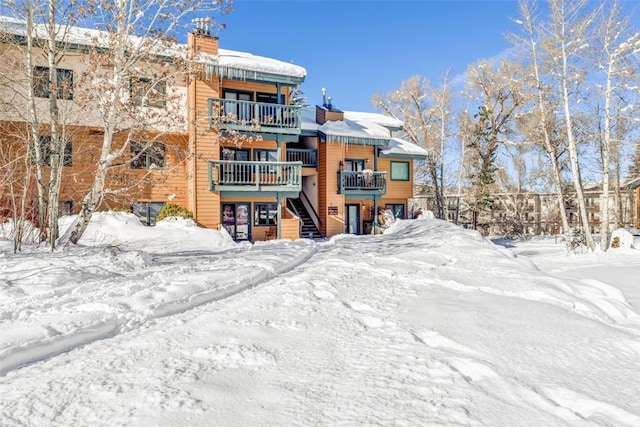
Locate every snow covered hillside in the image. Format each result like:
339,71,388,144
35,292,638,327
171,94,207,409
1,214,640,426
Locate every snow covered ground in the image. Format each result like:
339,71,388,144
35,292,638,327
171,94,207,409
1,213,640,426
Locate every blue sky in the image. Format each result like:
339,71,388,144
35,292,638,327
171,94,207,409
217,0,524,112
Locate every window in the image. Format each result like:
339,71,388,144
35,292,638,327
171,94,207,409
254,203,278,226
33,66,73,100
344,159,365,172
59,200,73,216
132,202,165,226
34,136,72,166
130,78,166,108
254,150,278,173
130,141,166,169
390,161,410,181
385,204,405,219
256,92,285,104
223,89,253,121
254,150,278,163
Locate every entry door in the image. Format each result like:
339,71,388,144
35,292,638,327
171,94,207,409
222,202,250,241
345,204,360,234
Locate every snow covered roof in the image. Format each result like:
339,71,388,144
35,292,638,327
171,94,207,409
0,16,179,57
1,16,306,84
343,111,404,131
626,176,640,190
301,109,320,133
319,117,392,146
200,50,306,86
380,137,428,160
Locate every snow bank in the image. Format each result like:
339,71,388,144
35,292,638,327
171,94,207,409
0,212,318,376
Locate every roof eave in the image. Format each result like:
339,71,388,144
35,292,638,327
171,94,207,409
379,152,427,160
204,64,305,86
319,132,389,146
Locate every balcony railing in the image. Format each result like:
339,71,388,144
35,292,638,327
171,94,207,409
208,98,302,133
209,160,302,193
286,148,317,168
337,170,387,195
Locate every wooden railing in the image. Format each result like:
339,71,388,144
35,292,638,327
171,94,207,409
286,148,317,167
337,170,387,195
209,160,302,191
208,98,302,130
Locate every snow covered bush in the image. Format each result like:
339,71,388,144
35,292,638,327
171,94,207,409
155,203,194,223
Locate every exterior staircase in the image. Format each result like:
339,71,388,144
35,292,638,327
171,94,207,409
288,197,323,239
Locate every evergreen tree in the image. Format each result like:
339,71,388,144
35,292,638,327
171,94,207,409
466,106,498,231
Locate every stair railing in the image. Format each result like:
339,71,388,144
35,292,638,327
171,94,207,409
300,191,322,232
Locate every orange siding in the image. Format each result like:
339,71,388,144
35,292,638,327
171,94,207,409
0,121,189,215
378,157,414,218
188,74,220,229
280,217,300,240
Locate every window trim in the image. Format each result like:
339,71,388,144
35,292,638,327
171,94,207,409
33,66,73,100
254,149,278,162
390,161,410,181
254,202,278,226
385,203,405,219
34,135,73,167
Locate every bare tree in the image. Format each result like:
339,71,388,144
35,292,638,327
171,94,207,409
589,0,640,249
372,74,451,219
1,0,80,249
544,0,599,251
64,0,232,244
459,59,528,231
511,0,571,240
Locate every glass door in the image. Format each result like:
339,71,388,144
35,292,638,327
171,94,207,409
223,90,253,121
221,202,251,241
345,204,360,234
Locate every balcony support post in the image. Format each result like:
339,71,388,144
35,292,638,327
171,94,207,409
373,196,379,235
276,136,283,183
277,193,282,239
374,146,379,171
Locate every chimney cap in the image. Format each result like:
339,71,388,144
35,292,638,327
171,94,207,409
192,17,212,36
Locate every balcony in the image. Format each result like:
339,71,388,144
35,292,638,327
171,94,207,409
208,98,301,136
337,170,387,196
286,148,317,168
209,160,302,194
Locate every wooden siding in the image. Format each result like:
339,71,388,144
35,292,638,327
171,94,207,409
0,120,189,215
188,74,220,229
378,157,414,210
280,217,300,241
219,80,291,100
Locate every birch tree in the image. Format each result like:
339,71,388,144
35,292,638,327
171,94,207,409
65,0,232,244
0,0,78,249
544,0,598,251
589,0,640,249
511,0,571,240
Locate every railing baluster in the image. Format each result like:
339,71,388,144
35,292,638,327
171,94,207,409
209,98,301,130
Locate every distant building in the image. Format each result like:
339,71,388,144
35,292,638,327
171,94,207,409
412,183,637,236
